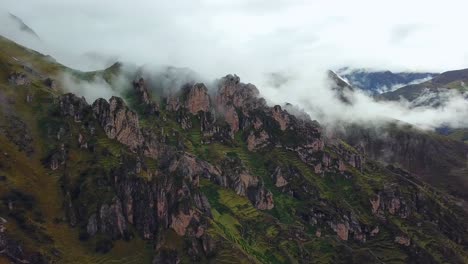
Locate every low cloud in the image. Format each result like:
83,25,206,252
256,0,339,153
1,1,468,132
59,72,129,103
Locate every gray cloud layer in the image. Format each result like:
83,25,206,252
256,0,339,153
1,0,468,130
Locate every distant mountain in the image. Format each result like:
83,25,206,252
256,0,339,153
380,68,468,104
327,70,354,104
337,68,438,94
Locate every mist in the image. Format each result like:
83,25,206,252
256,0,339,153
1,1,468,131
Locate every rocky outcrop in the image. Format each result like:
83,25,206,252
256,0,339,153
369,183,411,218
166,95,182,112
8,72,30,86
185,83,211,114
216,74,265,110
214,74,267,135
271,105,290,131
0,217,44,263
92,97,143,151
59,93,89,122
249,183,274,210
0,115,34,156
206,156,274,210
98,198,128,239
247,130,270,151
133,77,159,114
223,105,239,135
44,78,56,89
80,151,216,256
271,167,289,188
394,235,411,246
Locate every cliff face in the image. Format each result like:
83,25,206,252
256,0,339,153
0,36,467,264
92,96,144,151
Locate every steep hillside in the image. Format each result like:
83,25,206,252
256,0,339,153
341,123,468,201
0,36,467,264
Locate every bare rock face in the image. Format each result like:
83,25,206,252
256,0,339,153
212,156,274,210
216,74,264,109
166,95,182,112
214,74,266,135
250,184,274,210
8,72,30,86
271,105,290,131
92,97,143,151
97,152,217,243
59,93,89,122
44,78,56,89
99,197,128,239
223,105,239,134
333,223,349,241
217,156,258,196
395,235,411,246
167,153,221,187
86,214,98,236
247,130,270,151
141,128,163,159
133,77,159,114
369,183,411,218
271,167,289,188
185,83,211,114
170,208,195,236
0,217,43,263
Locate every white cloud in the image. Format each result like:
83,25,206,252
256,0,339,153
1,0,468,130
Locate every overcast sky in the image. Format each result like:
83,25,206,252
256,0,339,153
3,0,468,76
2,0,468,129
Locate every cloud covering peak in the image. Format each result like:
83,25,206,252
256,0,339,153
1,0,468,130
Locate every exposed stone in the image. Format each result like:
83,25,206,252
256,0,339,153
166,96,182,112
369,185,411,218
253,118,263,130
271,105,290,131
315,230,321,238
170,209,195,236
78,133,88,149
224,105,239,134
247,130,270,151
8,72,30,86
251,186,274,210
59,93,89,122
92,97,143,151
185,83,211,114
334,223,349,241
133,77,159,114
395,235,411,246
370,226,380,236
86,214,98,236
99,198,128,239
271,167,288,188
0,217,6,233
44,78,56,89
